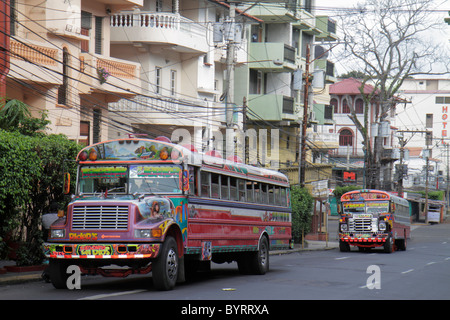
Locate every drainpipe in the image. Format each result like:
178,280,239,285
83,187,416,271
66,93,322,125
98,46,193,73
0,0,10,104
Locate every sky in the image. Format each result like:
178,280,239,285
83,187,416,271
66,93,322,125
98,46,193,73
314,0,450,76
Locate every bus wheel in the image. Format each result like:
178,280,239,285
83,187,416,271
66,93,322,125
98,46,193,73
339,240,350,252
49,260,70,289
251,236,270,275
396,232,407,251
384,236,394,253
152,236,178,290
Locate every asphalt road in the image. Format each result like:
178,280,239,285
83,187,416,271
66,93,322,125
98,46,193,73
1,221,449,305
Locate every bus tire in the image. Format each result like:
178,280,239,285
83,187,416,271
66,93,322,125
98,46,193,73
152,236,178,291
384,235,394,253
396,231,407,251
339,240,350,252
49,259,70,289
250,236,270,275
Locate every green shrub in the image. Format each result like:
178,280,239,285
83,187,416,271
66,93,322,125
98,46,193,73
290,186,313,243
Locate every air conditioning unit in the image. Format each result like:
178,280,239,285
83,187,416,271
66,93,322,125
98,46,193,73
309,111,318,123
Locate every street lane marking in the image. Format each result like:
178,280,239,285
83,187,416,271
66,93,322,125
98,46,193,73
335,257,349,260
401,269,414,274
426,262,436,266
445,257,450,261
78,289,146,300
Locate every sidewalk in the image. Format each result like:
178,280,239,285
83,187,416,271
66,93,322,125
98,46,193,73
0,240,338,286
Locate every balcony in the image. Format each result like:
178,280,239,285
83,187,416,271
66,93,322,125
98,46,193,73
246,42,297,71
110,11,208,54
78,53,141,100
315,16,338,42
9,39,61,85
314,59,336,83
306,132,339,150
247,94,297,122
243,2,298,22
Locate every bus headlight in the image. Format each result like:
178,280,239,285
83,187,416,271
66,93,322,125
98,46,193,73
135,229,152,238
340,224,348,232
135,229,162,238
378,221,387,231
50,229,65,239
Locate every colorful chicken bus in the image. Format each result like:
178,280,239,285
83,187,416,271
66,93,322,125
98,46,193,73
339,189,410,253
43,137,292,290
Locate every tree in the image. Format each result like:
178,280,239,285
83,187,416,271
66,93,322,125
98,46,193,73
290,186,313,243
0,99,81,265
336,0,449,189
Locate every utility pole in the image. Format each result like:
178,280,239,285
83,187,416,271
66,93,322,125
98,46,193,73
299,44,310,187
0,0,10,104
224,3,236,129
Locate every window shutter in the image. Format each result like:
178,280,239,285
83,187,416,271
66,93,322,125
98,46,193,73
95,16,103,55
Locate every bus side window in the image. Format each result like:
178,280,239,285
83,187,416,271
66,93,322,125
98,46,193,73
246,181,254,202
238,179,246,202
254,182,261,203
211,173,220,199
188,167,196,195
201,171,210,198
268,185,275,205
275,186,281,206
280,188,286,206
229,176,238,201
221,175,229,200
261,184,268,204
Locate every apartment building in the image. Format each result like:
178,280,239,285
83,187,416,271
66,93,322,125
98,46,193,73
107,0,259,152
6,0,143,145
234,0,338,188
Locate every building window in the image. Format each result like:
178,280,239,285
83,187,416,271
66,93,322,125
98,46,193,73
170,70,176,96
155,67,162,94
94,16,103,55
57,47,69,105
79,121,90,146
342,99,350,113
435,97,450,104
330,98,338,113
93,108,101,143
81,11,92,53
355,98,364,114
339,129,353,146
426,114,433,128
324,105,333,120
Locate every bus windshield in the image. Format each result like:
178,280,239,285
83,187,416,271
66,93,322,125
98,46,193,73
78,164,182,194
342,201,389,214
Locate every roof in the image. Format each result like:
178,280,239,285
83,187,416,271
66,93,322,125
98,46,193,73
329,78,379,95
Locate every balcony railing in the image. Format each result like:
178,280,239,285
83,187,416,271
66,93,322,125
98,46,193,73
110,11,208,54
79,53,141,97
9,39,61,84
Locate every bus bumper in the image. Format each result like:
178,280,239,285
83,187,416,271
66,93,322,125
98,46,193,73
339,234,388,248
43,242,161,259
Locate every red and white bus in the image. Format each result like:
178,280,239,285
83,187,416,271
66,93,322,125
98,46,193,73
43,137,292,290
339,189,410,253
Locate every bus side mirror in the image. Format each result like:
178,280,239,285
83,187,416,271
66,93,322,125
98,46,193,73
181,170,189,192
64,173,71,194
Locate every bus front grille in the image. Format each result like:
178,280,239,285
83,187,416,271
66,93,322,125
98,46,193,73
349,218,372,232
72,205,129,230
